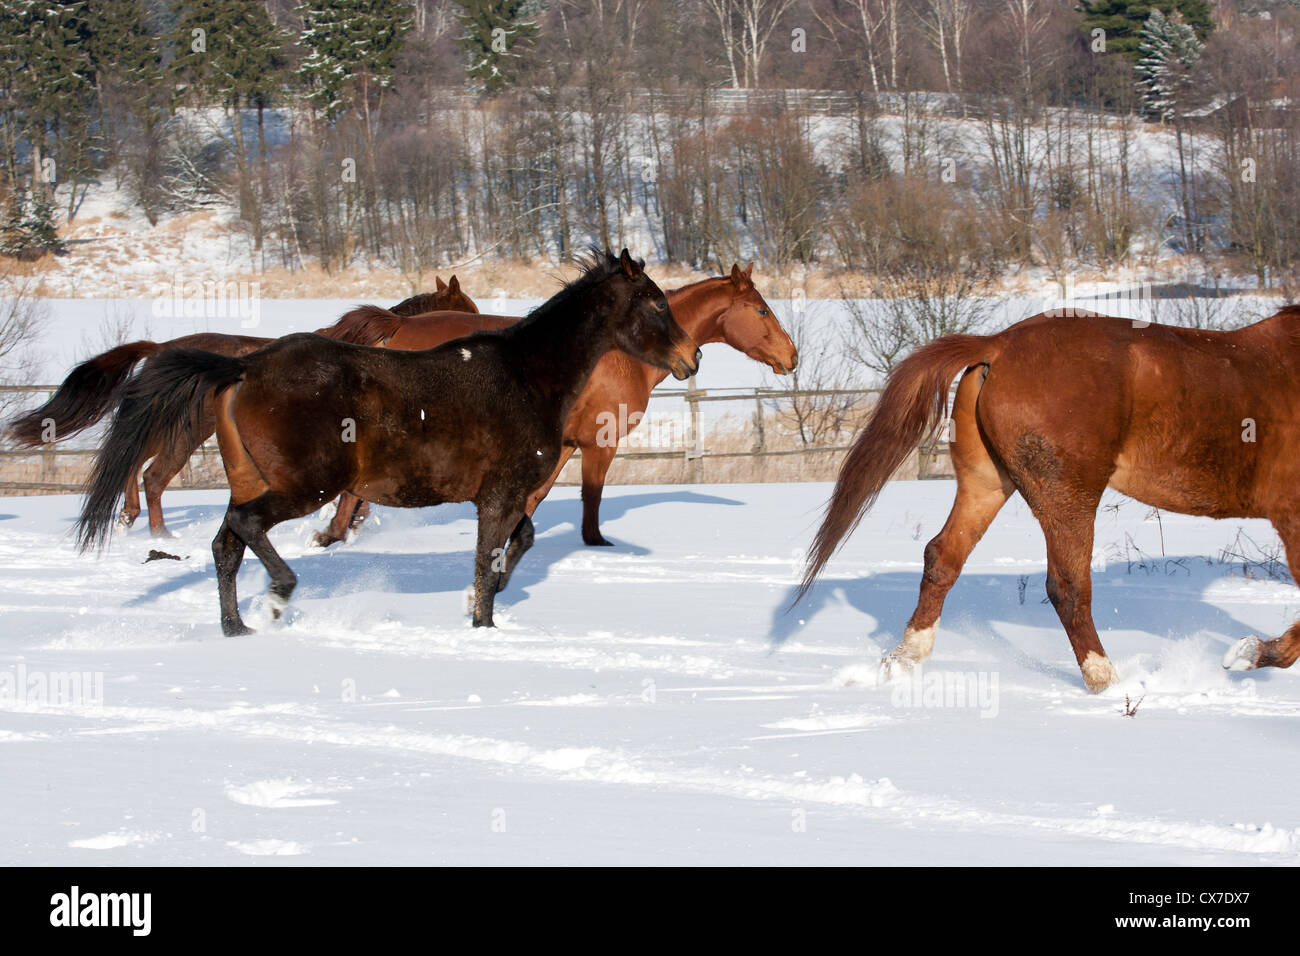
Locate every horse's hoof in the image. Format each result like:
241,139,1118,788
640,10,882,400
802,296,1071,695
584,535,614,547
311,532,341,549
222,622,255,636
268,591,291,621
878,652,918,685
117,511,138,529
1081,651,1119,693
1223,636,1263,671
150,528,175,540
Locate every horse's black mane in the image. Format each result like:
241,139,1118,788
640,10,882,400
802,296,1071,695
516,248,635,329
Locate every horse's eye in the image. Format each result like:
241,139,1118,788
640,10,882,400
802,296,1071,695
758,308,769,316
656,300,669,312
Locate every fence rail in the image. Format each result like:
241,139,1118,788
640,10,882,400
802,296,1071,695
0,383,955,495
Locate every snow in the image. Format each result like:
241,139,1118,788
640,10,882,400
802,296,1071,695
2,480,1298,865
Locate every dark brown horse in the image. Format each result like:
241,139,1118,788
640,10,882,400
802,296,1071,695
8,277,477,535
77,251,700,633
314,263,798,547
798,305,1300,693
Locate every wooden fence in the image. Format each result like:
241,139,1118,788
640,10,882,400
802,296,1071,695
0,383,955,496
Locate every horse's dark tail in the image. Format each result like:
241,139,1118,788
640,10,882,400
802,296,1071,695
7,340,161,446
316,305,405,346
77,349,247,552
793,334,999,605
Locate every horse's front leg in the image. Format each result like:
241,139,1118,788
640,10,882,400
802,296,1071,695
471,502,525,627
495,515,535,593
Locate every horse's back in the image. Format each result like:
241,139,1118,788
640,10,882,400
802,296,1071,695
165,331,272,357
975,311,1297,517
386,312,516,350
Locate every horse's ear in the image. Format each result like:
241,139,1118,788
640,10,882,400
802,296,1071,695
619,248,641,279
744,262,755,282
447,275,460,293
730,263,744,287
435,276,448,292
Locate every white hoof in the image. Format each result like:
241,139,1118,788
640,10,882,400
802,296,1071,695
1223,636,1263,671
1081,651,1118,693
878,652,919,685
268,591,289,620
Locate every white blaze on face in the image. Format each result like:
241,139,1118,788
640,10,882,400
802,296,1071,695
460,348,471,361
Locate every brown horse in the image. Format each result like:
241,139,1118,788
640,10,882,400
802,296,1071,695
76,251,700,633
798,305,1300,693
314,263,798,547
8,277,477,535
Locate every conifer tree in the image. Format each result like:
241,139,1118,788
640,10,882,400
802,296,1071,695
456,0,538,95
1078,0,1212,60
297,0,412,120
1135,7,1204,121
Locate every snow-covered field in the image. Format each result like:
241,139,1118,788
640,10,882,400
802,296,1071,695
2,480,1298,865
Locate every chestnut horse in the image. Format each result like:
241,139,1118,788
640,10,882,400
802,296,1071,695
314,263,798,547
76,251,700,632
798,305,1300,693
8,277,476,535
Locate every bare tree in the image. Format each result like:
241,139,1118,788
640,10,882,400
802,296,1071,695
708,0,799,88
814,0,901,93
0,271,48,427
767,303,861,446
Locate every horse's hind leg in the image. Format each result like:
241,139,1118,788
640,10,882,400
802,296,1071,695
213,514,251,636
885,370,1013,678
118,461,142,528
1019,487,1116,692
226,495,298,622
495,515,535,593
143,430,203,537
1224,516,1300,671
313,492,363,548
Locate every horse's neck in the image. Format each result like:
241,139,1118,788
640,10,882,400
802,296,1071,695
639,282,730,389
507,307,617,417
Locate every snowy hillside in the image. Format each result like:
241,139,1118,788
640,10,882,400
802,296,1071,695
2,481,1298,865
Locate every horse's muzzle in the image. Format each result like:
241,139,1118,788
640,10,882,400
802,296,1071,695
670,346,702,381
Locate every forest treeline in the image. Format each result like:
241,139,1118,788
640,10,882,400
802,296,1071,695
0,0,1297,289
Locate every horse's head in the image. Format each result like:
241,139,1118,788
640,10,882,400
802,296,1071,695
434,275,479,314
715,263,798,375
388,277,479,317
600,249,700,381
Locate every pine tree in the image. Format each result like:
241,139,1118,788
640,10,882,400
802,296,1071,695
1078,0,1213,60
6,1,96,217
171,0,286,109
456,0,538,95
0,187,65,259
1135,8,1203,121
297,0,412,120
82,1,164,171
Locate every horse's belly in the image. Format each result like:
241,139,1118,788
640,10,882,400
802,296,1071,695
1109,453,1255,519
353,459,482,509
